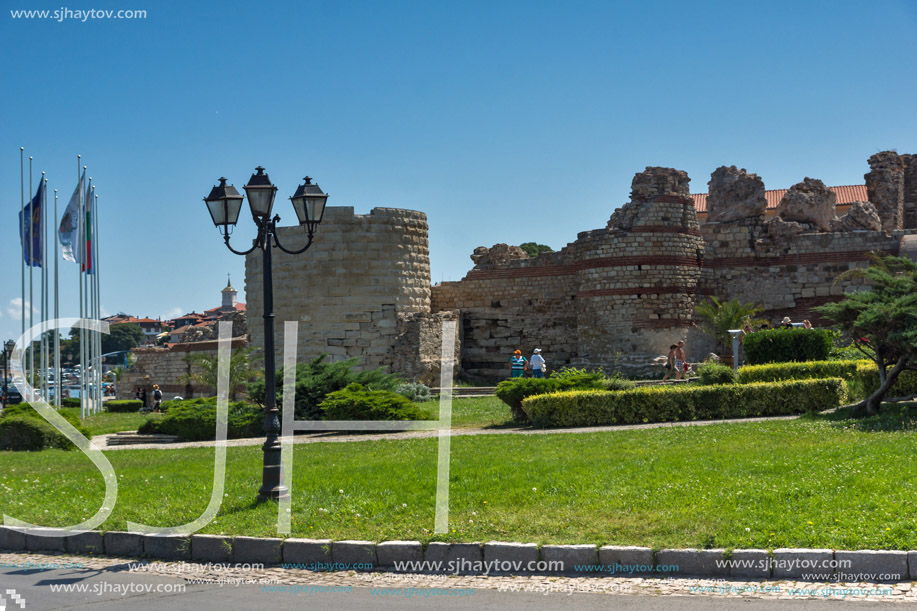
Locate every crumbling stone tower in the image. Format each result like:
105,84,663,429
245,206,443,376
574,167,705,373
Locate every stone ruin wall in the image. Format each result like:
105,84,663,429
245,206,459,383
432,152,917,378
431,167,707,378
134,151,911,386
117,336,248,400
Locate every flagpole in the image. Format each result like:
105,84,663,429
41,173,47,403
78,157,85,418
28,156,33,392
19,148,25,374
86,177,93,413
94,191,101,412
54,187,61,408
89,186,96,413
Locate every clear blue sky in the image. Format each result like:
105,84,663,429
1,0,915,343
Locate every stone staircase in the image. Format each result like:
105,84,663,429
105,431,180,446
430,386,497,398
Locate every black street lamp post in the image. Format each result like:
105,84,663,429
2,339,14,409
204,167,328,501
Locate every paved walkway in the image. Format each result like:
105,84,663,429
93,414,801,451
0,551,909,606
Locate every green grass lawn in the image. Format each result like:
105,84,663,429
3,406,917,549
417,396,515,429
59,408,164,437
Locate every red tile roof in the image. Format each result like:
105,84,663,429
691,185,868,214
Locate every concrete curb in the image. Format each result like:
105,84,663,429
283,538,331,565
143,534,190,561
1,530,916,582
233,536,282,565
191,535,233,563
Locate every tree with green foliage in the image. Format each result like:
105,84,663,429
247,353,402,420
103,323,145,354
694,297,766,353
518,242,554,257
816,253,917,416
182,347,263,400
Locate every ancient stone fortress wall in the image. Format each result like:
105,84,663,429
245,206,457,380
432,152,917,378
116,336,248,400
432,167,707,377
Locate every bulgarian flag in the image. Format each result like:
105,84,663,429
82,182,93,274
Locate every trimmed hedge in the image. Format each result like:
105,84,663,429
495,373,606,421
737,360,860,384
521,378,848,428
0,403,91,450
320,384,429,421
743,328,833,364
105,400,143,413
698,363,737,385
139,398,264,441
737,359,917,402
61,398,81,408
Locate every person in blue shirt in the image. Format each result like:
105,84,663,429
510,350,527,378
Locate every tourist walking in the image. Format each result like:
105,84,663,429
530,348,546,378
139,387,147,409
152,384,163,412
662,344,678,382
675,340,688,380
510,350,527,378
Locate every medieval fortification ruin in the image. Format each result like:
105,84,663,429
239,150,917,380
122,150,917,395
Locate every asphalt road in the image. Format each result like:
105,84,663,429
0,566,896,610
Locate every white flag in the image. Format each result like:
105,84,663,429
59,170,85,263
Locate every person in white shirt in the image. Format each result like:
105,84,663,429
530,348,547,378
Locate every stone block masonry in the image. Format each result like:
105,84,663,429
114,150,911,390
245,207,451,376
117,336,248,400
432,153,917,379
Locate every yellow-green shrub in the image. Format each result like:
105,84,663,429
521,378,848,428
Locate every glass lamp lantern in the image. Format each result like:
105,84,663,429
204,178,244,227
243,166,278,220
289,176,329,229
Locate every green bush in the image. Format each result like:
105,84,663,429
742,328,833,364
603,376,637,391
139,398,264,441
395,382,432,402
737,360,861,384
521,378,848,428
698,363,737,385
0,403,91,450
61,398,81,408
849,362,917,402
495,373,606,422
320,384,428,421
247,354,402,420
105,400,143,413
736,359,917,402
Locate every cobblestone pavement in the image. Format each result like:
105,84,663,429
1,551,909,603
94,415,801,451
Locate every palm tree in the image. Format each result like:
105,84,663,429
695,297,766,354
181,347,262,400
